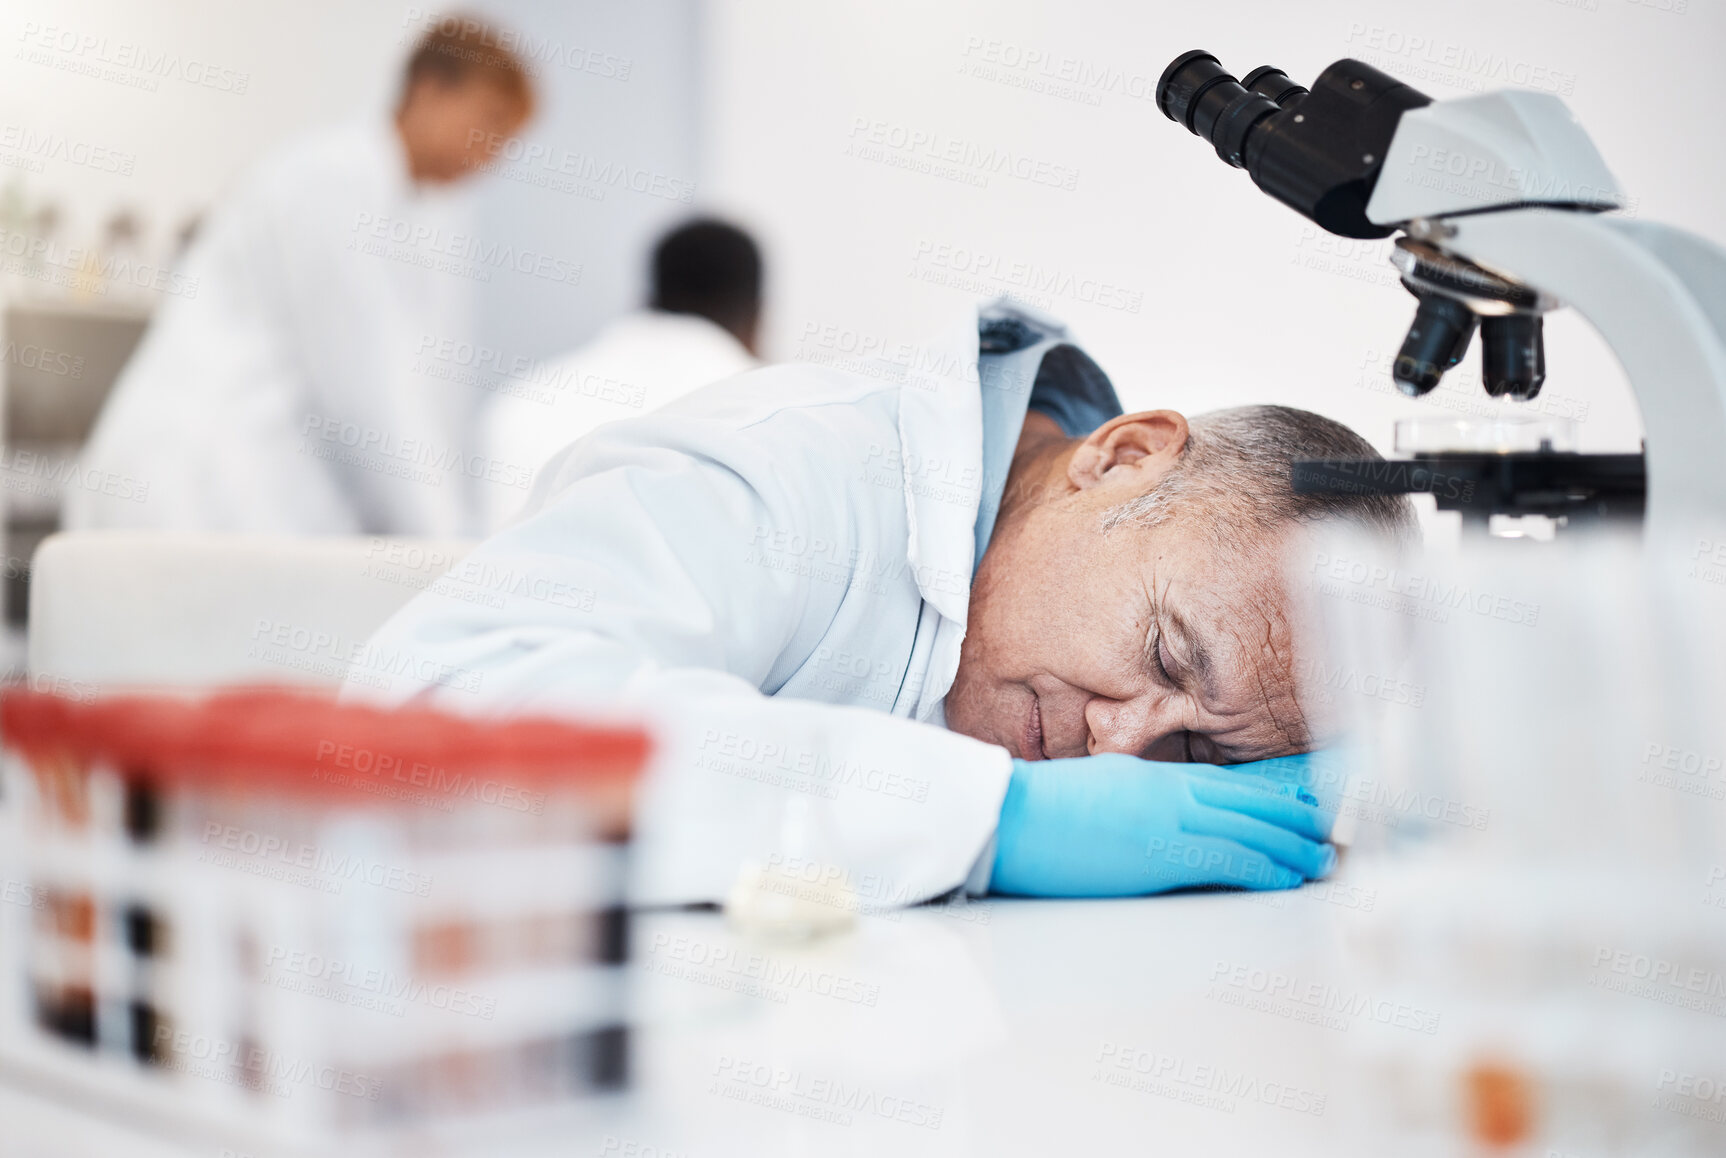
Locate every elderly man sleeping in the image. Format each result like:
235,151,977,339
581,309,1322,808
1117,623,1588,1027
359,300,1412,905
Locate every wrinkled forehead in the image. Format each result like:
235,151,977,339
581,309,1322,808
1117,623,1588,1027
1160,532,1313,755
1208,599,1309,754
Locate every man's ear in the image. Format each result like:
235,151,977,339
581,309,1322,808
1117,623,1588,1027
1067,410,1190,491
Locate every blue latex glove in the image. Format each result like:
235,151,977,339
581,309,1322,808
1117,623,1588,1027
1205,751,1345,830
990,753,1337,898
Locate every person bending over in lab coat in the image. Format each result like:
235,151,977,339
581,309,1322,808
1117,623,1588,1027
482,218,762,529
358,300,1414,906
68,17,534,535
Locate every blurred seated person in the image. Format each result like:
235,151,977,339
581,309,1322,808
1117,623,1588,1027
482,219,762,529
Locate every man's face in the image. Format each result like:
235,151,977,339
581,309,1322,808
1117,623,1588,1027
398,78,529,184
944,413,1310,764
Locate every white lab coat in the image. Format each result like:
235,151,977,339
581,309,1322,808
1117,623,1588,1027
481,309,756,530
358,304,1082,906
68,120,485,535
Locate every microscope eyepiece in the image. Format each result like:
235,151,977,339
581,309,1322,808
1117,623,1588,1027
1156,50,1231,130
1155,50,1280,169
1157,50,1430,238
1239,66,1307,108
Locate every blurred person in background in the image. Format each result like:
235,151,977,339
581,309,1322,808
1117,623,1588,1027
68,17,534,535
482,218,761,529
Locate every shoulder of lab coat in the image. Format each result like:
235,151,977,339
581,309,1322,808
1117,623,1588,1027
244,118,407,212
576,310,758,387
359,334,1011,905
480,310,758,530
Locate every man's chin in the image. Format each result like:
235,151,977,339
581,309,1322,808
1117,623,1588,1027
941,689,1015,757
950,704,1044,762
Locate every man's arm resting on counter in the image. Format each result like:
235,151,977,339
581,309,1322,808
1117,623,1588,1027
351,411,1016,907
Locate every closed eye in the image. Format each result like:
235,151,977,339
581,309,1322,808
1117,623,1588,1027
1146,591,1189,691
1158,634,1182,685
1150,628,1174,683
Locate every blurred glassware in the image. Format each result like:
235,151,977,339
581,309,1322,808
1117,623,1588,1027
1291,519,1726,1155
726,791,859,942
1394,415,1578,455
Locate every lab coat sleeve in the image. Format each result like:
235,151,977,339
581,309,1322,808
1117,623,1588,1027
624,664,1013,907
357,417,1014,907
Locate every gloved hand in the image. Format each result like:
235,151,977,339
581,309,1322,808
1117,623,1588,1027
1204,749,1346,834
990,753,1337,898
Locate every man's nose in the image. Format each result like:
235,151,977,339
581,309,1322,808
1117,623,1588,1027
1085,694,1184,759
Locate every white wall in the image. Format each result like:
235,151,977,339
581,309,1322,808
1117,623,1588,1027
467,0,701,356
700,0,1726,459
1,0,408,263
0,0,698,356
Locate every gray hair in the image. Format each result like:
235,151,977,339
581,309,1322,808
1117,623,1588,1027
1104,405,1416,549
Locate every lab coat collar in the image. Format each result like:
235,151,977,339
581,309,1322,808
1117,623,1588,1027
895,298,1103,627
896,297,1127,634
894,304,992,627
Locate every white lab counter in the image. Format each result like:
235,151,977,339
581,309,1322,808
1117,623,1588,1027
0,882,1359,1158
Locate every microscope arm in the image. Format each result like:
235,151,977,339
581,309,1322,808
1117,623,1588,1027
1441,211,1726,537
